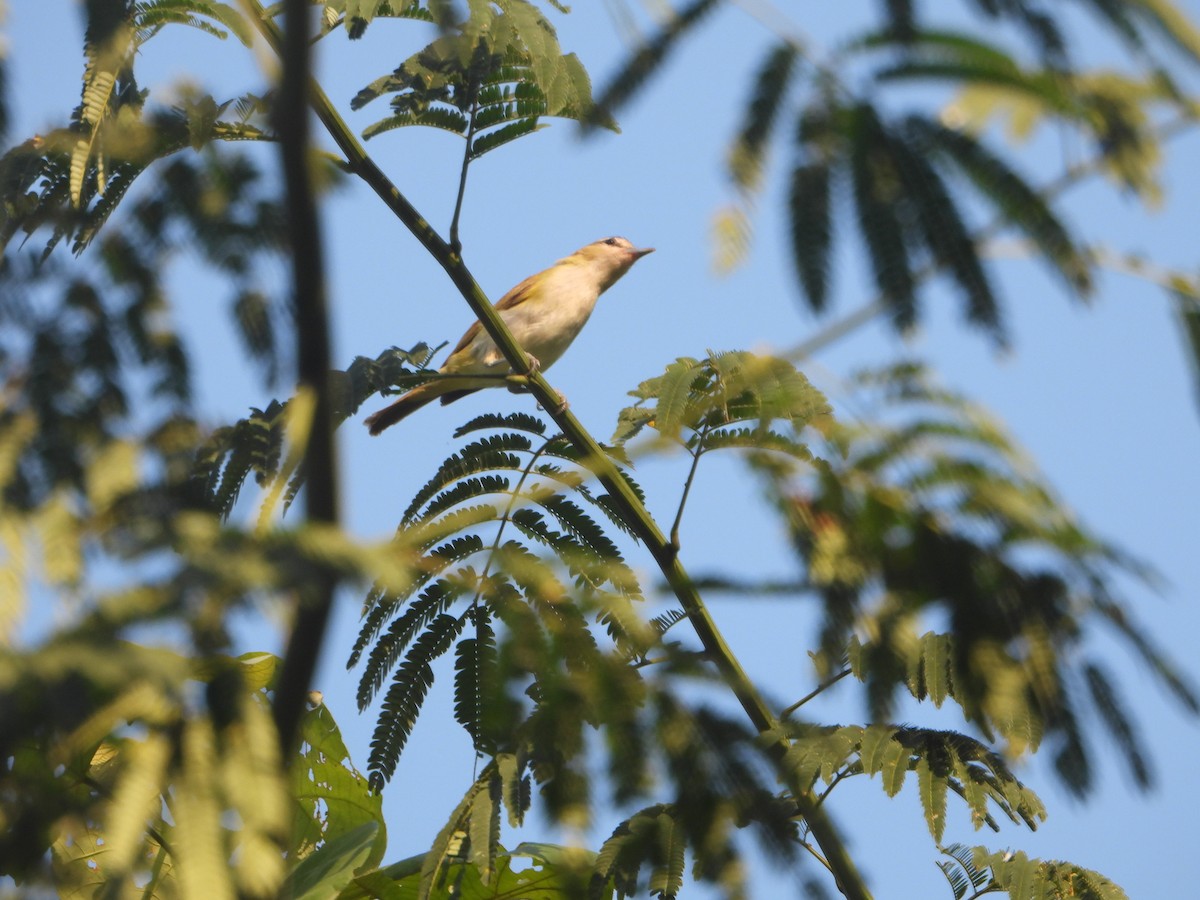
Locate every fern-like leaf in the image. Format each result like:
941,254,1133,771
938,843,991,899
891,123,1003,338
361,108,471,141
402,433,531,525
908,116,1091,294
588,0,721,128
849,103,917,329
1083,662,1151,789
357,577,467,711
973,846,1129,900
648,811,686,899
622,352,830,450
349,534,483,669
469,118,545,159
368,612,469,790
453,607,496,751
729,42,799,190
453,411,548,439
788,159,834,313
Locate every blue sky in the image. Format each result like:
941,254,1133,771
7,1,1200,896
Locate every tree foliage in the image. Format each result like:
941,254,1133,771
607,1,1198,347
2,1,1198,899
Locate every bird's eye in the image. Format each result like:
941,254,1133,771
604,237,618,246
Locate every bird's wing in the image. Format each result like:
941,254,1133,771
446,272,540,357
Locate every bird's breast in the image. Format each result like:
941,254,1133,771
497,268,601,369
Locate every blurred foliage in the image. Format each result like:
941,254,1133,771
602,1,1199,346
3,649,289,896
936,842,1128,900
2,1,1199,899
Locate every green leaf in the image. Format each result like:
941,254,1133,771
879,733,909,796
403,433,531,525
729,42,799,190
648,812,685,898
920,631,952,708
641,356,703,441
1122,0,1200,63
951,753,991,831
624,352,829,444
611,406,656,445
858,724,897,776
346,0,387,30
362,108,471,141
938,844,991,899
367,613,469,791
292,704,386,869
788,159,834,313
849,104,917,328
1083,662,1151,789
908,116,1091,295
891,124,1002,338
289,823,380,900
497,753,527,828
469,117,545,159
468,771,502,884
99,733,173,877
453,609,496,750
454,411,549,439
916,754,948,844
362,841,603,900
974,846,1130,900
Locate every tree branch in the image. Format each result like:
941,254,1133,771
269,0,340,759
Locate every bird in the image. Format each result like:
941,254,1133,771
365,236,655,435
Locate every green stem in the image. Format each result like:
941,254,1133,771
241,5,872,896
670,438,706,550
450,89,481,253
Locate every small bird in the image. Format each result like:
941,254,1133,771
365,236,654,434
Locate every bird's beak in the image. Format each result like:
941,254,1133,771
633,247,655,259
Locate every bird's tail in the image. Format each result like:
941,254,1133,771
364,380,484,434
364,382,441,435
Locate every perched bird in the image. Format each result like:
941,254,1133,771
365,236,654,435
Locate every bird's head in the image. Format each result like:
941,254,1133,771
569,236,655,291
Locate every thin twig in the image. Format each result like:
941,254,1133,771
781,667,852,719
799,839,833,874
816,766,854,807
669,434,707,550
449,87,481,254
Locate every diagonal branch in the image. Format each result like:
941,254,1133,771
240,4,872,896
